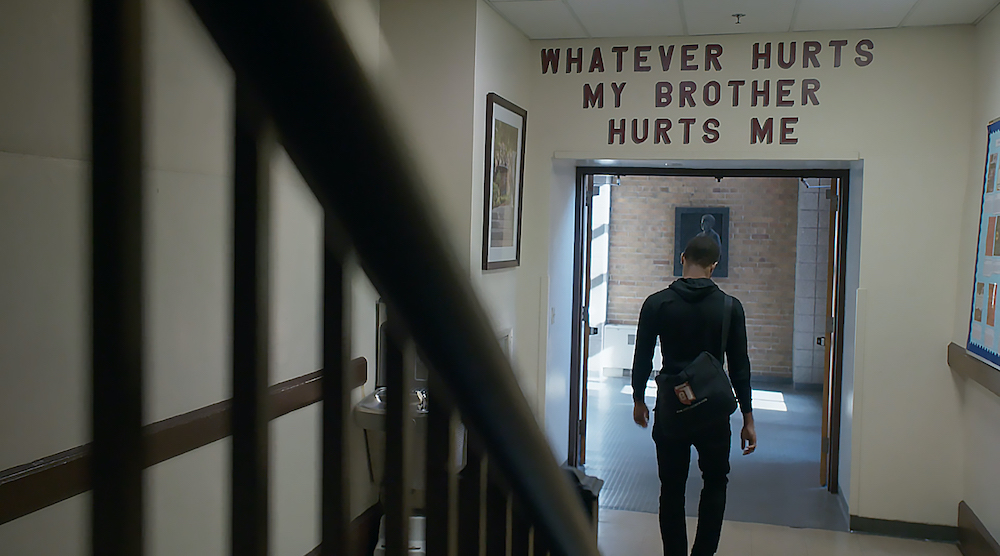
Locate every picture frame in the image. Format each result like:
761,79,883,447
482,93,527,270
673,207,730,278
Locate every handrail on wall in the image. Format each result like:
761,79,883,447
182,0,599,554
0,359,367,527
948,342,1000,398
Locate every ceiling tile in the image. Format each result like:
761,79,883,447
566,0,684,38
792,0,919,31
902,0,999,26
683,0,800,36
489,0,590,39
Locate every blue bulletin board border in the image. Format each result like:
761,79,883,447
966,119,1000,370
968,342,1000,366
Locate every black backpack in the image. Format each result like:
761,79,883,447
653,294,738,432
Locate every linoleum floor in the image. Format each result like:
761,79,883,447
584,376,847,531
598,509,960,556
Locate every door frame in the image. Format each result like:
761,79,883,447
567,173,592,467
567,166,851,495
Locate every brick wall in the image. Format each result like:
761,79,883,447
793,179,833,385
606,175,799,380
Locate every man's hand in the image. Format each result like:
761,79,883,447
741,412,757,455
633,401,649,428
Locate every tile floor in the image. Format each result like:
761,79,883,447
598,509,962,556
586,376,846,530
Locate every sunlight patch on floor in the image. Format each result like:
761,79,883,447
752,389,787,412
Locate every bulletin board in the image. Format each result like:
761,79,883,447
967,119,1000,369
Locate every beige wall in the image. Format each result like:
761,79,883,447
957,5,1000,543
529,27,975,526
0,0,539,550
0,0,382,553
379,0,542,409
471,1,538,409
544,159,578,460
378,0,478,270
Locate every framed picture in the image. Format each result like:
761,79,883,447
673,207,730,277
482,93,527,270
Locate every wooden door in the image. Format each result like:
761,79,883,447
579,184,594,464
820,177,844,489
568,173,593,467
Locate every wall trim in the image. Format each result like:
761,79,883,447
948,342,1000,398
837,489,850,526
959,501,1000,556
850,515,958,543
0,358,366,526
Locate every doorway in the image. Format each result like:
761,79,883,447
567,167,851,531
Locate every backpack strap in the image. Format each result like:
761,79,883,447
721,295,733,356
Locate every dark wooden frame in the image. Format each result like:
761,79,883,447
90,0,145,551
567,167,852,496
231,80,272,556
673,206,730,278
482,93,527,270
828,174,850,494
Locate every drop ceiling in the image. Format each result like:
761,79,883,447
486,0,1000,39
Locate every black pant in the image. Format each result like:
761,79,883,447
653,416,731,556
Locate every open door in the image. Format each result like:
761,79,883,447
820,176,846,491
568,173,593,467
820,178,836,486
579,180,595,465
571,173,614,467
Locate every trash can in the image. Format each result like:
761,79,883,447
562,466,604,538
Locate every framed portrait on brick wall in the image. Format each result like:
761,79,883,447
674,207,730,277
482,93,527,270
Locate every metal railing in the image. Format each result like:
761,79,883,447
88,0,602,555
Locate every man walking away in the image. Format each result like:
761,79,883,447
631,235,756,556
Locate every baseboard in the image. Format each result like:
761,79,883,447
836,489,850,526
959,501,1000,556
850,515,958,543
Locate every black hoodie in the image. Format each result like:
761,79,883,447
630,278,752,414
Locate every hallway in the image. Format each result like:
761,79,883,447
598,509,960,556
585,376,847,531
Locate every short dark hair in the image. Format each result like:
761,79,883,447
683,235,720,267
